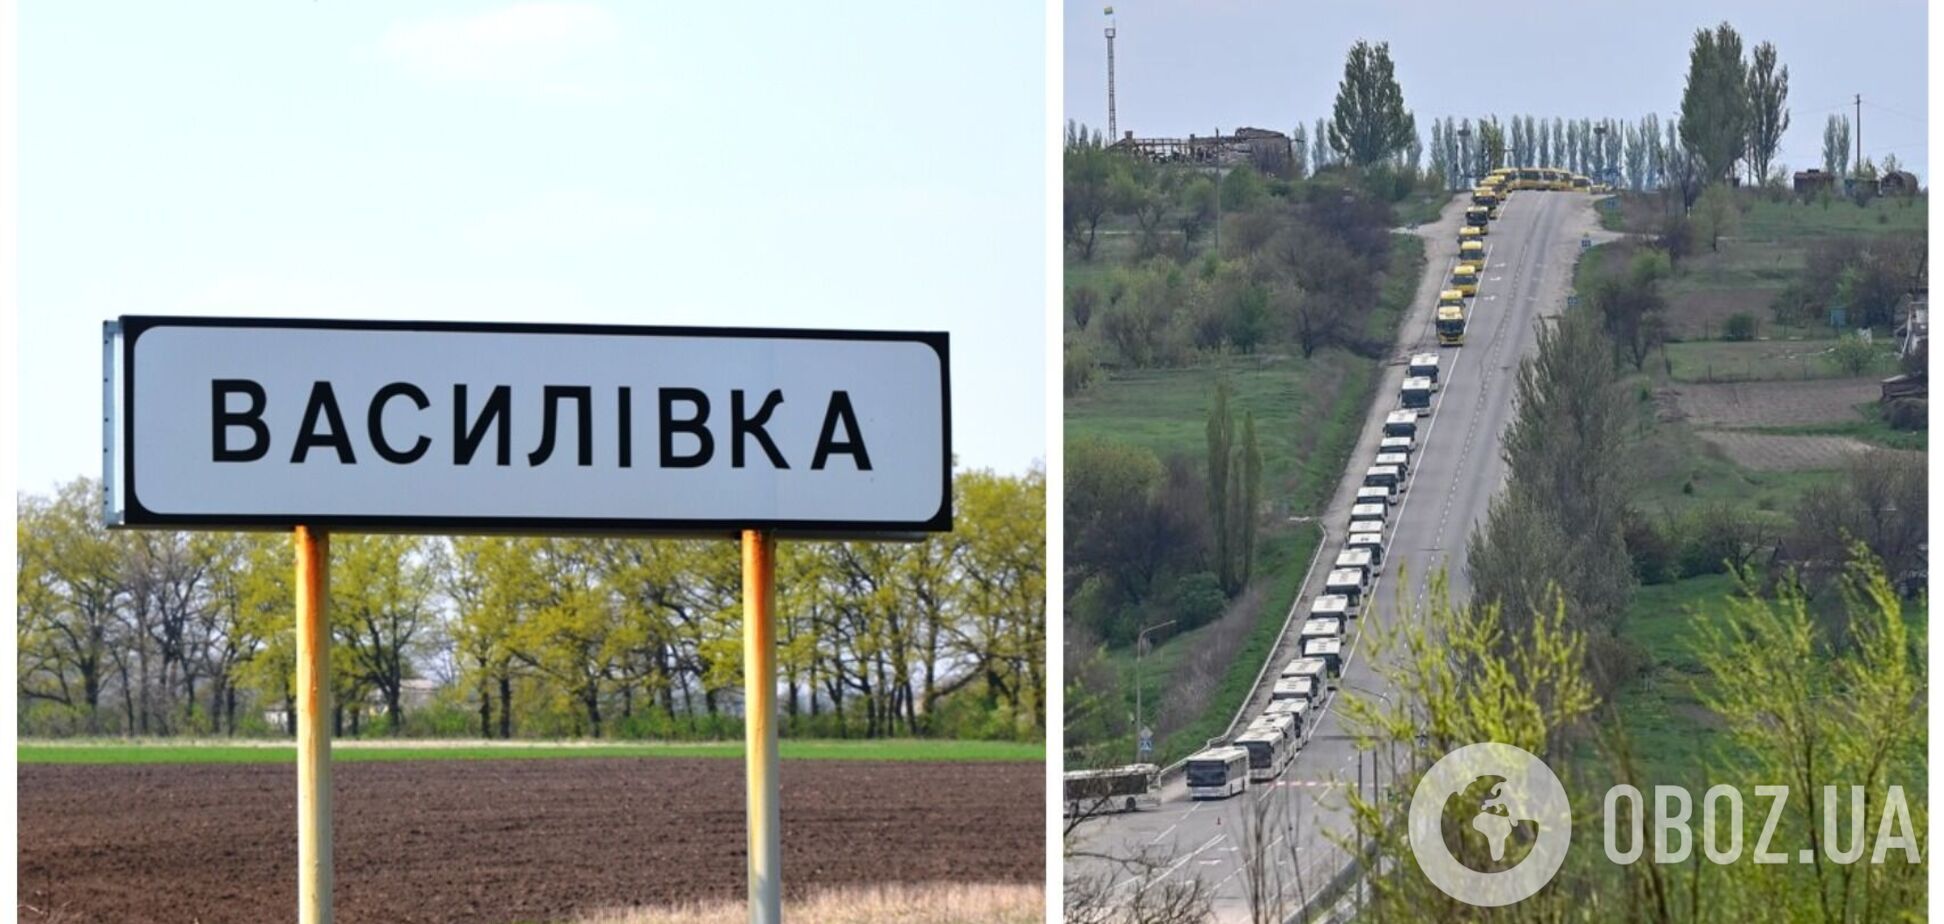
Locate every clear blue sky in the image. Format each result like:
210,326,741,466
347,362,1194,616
1065,0,1926,181
18,2,1046,495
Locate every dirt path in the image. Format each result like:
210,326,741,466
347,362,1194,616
18,758,1043,924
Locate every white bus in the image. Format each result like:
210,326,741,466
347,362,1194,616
1324,568,1366,610
1364,465,1404,494
1357,485,1395,508
1383,410,1419,438
1263,697,1311,736
1346,532,1385,568
1347,519,1385,541
1335,547,1375,583
1349,502,1388,526
1236,715,1298,781
1272,675,1317,704
1379,434,1416,456
1233,728,1292,783
1310,594,1351,622
1374,452,1411,476
1408,353,1441,383
1300,617,1342,645
1248,713,1301,758
1305,636,1345,676
1283,657,1330,690
1400,376,1434,410
1063,764,1161,816
1185,746,1252,799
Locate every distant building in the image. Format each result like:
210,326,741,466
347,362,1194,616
1111,127,1294,175
1880,170,1920,196
1793,168,1836,195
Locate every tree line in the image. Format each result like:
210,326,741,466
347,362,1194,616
17,469,1044,741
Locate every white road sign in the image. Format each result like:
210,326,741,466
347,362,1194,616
104,317,951,535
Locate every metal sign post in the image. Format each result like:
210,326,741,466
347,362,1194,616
103,316,952,923
741,529,781,924
294,526,333,924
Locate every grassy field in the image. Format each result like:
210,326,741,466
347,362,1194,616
1577,189,1928,793
1600,190,1926,239
1069,237,1423,764
1099,524,1323,766
18,737,1044,765
1657,336,1899,383
1629,400,1833,515
1748,412,1927,452
1591,573,1743,791
1592,191,1926,339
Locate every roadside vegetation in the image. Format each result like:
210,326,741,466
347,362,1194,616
1062,41,1436,770
1320,20,1927,923
17,737,1042,765
17,471,1045,744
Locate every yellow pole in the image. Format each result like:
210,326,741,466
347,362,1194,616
295,526,333,924
741,529,781,924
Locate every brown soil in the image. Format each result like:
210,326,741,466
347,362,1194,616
1666,289,1780,340
17,758,1043,924
1666,378,1881,428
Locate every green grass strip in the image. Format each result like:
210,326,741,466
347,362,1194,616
19,738,1042,765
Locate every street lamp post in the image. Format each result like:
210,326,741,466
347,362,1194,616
1134,620,1177,763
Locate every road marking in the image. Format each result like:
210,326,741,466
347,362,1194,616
1150,823,1179,845
1136,833,1226,892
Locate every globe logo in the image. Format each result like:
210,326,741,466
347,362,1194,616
1408,743,1571,906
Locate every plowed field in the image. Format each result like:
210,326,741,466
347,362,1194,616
18,757,1042,923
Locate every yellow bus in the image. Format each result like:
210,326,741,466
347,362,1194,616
1437,304,1467,346
1465,205,1491,231
1450,264,1480,296
1438,288,1465,310
1458,224,1485,246
1470,187,1500,208
1571,174,1592,192
1459,239,1485,267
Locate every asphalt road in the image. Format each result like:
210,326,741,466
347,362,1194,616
1067,190,1606,921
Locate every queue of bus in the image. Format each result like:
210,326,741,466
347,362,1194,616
1068,173,1549,813
1174,347,1450,801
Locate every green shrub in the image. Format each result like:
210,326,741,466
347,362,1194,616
1623,510,1678,584
1169,571,1228,631
1723,312,1759,341
1884,396,1926,431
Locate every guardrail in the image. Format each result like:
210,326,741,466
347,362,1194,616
1156,519,1328,783
1285,838,1383,924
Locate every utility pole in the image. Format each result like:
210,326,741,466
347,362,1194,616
1105,7,1118,141
1856,94,1863,175
1133,619,1175,764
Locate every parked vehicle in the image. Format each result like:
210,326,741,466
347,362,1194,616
1383,410,1420,438
1400,377,1433,410
1407,353,1440,383
1346,532,1384,567
1063,764,1161,816
1185,746,1252,799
